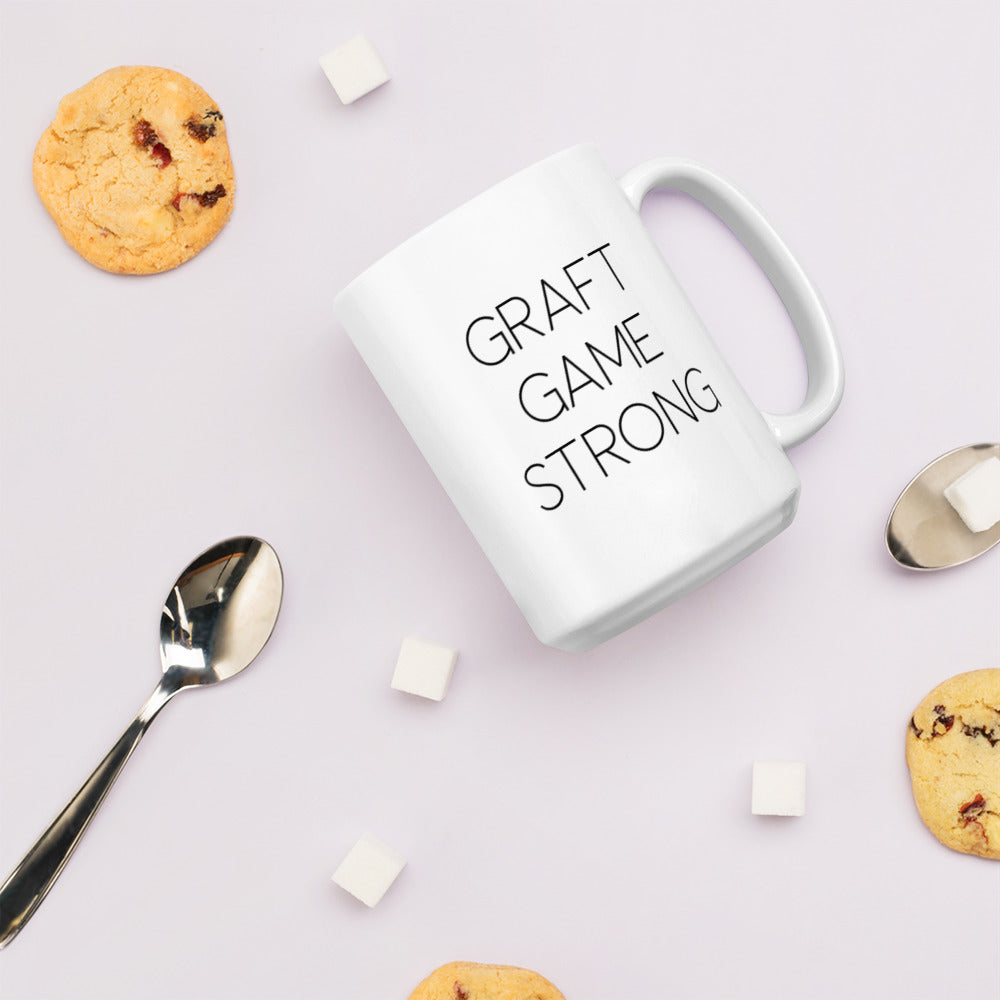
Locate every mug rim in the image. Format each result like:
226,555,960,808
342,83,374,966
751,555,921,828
333,142,599,308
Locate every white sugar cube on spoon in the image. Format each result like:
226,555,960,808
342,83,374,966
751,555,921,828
886,443,1000,569
944,456,1000,533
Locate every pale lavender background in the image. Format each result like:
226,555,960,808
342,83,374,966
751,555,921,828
1,2,998,998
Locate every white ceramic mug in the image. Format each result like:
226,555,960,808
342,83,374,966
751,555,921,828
334,144,844,651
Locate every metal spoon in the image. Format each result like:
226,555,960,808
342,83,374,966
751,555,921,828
0,536,283,948
886,443,1000,569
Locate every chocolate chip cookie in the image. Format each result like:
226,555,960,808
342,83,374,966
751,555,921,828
408,962,566,1000
906,668,999,859
33,66,234,274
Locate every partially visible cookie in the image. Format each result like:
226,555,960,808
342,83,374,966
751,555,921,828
408,962,566,1000
33,66,234,274
906,668,1000,860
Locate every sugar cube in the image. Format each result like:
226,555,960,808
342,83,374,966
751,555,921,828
319,35,390,105
391,636,458,701
331,833,406,907
944,456,1000,533
751,760,806,816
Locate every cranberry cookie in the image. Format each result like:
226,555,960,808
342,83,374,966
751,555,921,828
33,66,234,274
906,668,1000,860
408,962,566,1000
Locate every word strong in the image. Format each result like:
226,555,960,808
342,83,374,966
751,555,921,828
461,242,724,511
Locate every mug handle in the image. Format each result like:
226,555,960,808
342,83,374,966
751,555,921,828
619,158,844,450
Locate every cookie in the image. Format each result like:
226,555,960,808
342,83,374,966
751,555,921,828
906,668,1000,860
408,962,566,1000
33,66,234,274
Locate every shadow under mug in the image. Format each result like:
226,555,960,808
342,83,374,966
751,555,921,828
335,144,844,651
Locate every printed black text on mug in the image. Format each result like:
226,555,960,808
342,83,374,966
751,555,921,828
523,367,722,510
464,242,626,365
462,242,724,511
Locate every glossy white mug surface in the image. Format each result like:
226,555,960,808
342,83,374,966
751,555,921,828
334,144,844,651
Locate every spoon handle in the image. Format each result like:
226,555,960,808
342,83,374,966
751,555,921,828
0,684,171,948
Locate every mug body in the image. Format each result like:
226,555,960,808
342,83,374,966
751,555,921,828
335,144,800,651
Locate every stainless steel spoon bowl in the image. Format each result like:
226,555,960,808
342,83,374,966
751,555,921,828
0,536,283,948
886,443,1000,569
